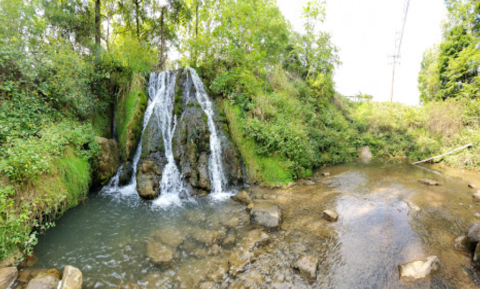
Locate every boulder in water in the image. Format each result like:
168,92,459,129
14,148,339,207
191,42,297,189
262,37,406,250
398,256,440,281
452,236,474,254
418,179,440,186
93,137,120,186
250,203,282,229
0,267,17,289
59,266,82,289
26,269,61,289
231,191,253,206
189,228,226,246
323,209,338,222
321,172,330,177
293,255,319,282
473,191,480,202
146,240,174,266
136,160,162,199
467,223,480,244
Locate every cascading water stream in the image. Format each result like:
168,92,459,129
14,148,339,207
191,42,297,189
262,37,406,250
188,68,229,199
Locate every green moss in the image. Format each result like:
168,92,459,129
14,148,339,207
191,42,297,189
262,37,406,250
56,151,90,208
222,100,292,185
92,106,112,138
173,87,183,116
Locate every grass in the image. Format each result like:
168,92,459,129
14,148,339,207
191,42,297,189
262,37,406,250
222,100,293,185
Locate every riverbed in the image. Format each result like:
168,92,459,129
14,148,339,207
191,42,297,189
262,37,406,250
29,159,480,288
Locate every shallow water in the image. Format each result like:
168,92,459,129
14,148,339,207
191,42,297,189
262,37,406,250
30,159,480,288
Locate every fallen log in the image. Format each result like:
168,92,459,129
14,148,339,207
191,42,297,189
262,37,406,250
412,144,473,165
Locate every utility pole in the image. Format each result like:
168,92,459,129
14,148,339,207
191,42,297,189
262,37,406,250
389,0,410,103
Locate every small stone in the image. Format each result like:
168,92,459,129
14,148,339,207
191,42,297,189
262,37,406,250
293,255,319,282
321,172,330,177
0,267,17,289
418,179,440,186
475,213,480,219
459,203,464,206
469,184,476,189
250,203,282,229
473,191,480,202
323,210,338,222
453,236,474,254
247,203,254,211
146,240,174,265
59,265,82,289
398,256,440,281
231,191,253,206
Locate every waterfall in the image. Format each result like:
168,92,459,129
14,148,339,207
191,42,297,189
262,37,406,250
102,68,232,204
151,71,185,207
188,68,228,199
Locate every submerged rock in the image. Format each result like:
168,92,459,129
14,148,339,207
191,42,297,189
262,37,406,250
228,250,253,275
146,240,174,265
93,136,120,186
398,256,440,282
406,201,421,212
152,227,186,249
242,230,272,251
189,228,226,246
293,255,319,282
115,284,141,289
230,270,265,289
231,191,252,206
59,266,82,289
321,172,330,177
250,203,282,229
26,269,61,289
0,267,17,289
323,209,338,222
418,179,440,186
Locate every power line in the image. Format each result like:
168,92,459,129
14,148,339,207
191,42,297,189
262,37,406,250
390,0,411,103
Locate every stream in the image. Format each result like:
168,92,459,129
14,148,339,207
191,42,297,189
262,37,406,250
29,159,480,288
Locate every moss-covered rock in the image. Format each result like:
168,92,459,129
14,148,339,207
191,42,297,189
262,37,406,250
93,137,119,187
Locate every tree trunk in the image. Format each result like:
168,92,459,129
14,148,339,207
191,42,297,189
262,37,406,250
194,0,199,67
95,0,101,62
157,6,167,70
134,0,140,39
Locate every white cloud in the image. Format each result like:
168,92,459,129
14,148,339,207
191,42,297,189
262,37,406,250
278,0,446,105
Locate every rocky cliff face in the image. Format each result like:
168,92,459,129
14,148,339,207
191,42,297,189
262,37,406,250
136,69,243,198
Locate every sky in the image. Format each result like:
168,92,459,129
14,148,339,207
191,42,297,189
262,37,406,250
277,0,447,105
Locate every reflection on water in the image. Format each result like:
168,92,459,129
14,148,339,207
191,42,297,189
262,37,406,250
31,159,480,288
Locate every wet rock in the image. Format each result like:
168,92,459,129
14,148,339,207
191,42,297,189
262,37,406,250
228,250,253,275
93,136,120,186
136,160,163,199
16,269,49,284
185,211,207,223
221,216,241,229
152,227,186,249
473,191,480,203
197,153,211,191
250,203,282,229
469,184,476,189
230,270,265,289
222,234,236,247
142,272,175,289
261,194,276,200
453,236,474,254
199,281,216,289
305,180,315,186
251,187,266,196
119,162,134,186
321,172,330,177
220,138,244,188
0,267,17,289
146,240,174,265
418,179,440,186
357,146,372,160
59,266,82,289
0,249,21,268
176,257,225,288
323,209,338,222
473,243,480,270
208,259,229,282
475,213,480,219
293,255,319,282
398,256,440,282
190,228,226,246
26,269,61,289
467,223,480,244
231,191,252,206
242,229,272,251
